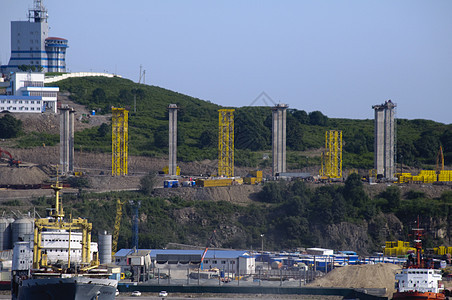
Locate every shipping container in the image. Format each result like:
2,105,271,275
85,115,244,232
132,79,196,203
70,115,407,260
164,180,179,188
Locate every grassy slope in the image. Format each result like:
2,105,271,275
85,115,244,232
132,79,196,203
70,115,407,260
39,76,452,170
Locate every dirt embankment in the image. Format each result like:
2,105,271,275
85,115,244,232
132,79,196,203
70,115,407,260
153,184,263,206
308,263,402,298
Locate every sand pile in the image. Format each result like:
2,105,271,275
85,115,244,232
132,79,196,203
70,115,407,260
0,166,49,185
307,263,401,297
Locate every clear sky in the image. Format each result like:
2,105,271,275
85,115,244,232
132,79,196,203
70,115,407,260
1,0,451,124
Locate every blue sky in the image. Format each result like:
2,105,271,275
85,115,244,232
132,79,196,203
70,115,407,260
1,0,451,124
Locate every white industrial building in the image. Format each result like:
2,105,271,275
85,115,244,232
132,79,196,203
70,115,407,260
0,72,59,113
1,0,68,74
114,249,256,276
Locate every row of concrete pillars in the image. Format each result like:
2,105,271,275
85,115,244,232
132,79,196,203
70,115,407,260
59,101,395,180
167,103,289,177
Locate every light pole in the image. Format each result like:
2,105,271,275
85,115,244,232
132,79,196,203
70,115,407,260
260,234,264,253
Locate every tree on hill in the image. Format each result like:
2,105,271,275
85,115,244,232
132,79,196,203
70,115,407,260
309,110,328,125
92,88,106,104
0,114,22,138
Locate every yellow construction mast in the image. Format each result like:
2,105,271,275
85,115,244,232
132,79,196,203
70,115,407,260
218,109,234,178
112,107,128,176
320,130,342,179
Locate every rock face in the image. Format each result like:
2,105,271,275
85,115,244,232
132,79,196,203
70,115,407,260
322,222,372,254
154,185,262,206
306,213,406,255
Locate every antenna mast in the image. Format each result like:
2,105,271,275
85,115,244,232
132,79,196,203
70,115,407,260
29,0,48,23
138,65,145,84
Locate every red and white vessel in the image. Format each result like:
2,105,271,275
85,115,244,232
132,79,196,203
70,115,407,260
393,225,446,300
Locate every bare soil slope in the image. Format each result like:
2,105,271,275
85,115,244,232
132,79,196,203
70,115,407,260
307,263,401,297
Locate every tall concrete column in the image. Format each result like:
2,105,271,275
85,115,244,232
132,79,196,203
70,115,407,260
272,104,288,176
373,106,385,176
384,101,396,178
372,100,396,179
59,106,75,175
168,104,178,176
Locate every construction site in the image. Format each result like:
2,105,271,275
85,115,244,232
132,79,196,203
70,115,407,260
0,73,451,300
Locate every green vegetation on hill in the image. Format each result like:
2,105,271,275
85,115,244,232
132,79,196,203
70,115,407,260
6,75,439,169
26,177,451,253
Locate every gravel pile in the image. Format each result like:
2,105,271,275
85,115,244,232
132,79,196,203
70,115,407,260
0,166,49,185
307,263,401,297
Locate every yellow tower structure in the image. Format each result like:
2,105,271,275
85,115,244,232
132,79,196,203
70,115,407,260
320,130,342,179
112,107,128,176
218,109,235,178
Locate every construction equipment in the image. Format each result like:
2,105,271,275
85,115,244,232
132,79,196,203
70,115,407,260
436,146,444,174
0,147,21,167
218,109,234,178
200,230,216,270
112,199,126,256
319,130,342,180
112,107,128,176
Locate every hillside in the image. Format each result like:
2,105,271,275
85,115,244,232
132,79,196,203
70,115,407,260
0,76,451,255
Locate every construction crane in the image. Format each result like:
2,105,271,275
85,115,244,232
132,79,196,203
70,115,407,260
0,147,21,167
200,230,216,270
436,146,444,174
112,199,126,256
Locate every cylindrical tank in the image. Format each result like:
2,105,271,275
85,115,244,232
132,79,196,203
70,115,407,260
12,217,34,244
0,217,13,250
98,231,112,264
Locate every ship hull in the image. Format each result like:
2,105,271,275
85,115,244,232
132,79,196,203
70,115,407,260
12,276,117,300
393,291,446,300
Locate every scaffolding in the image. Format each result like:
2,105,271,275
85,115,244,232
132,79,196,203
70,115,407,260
320,130,342,179
218,109,235,178
112,108,128,176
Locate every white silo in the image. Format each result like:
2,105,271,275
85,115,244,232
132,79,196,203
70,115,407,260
12,217,34,244
0,217,14,250
98,231,112,264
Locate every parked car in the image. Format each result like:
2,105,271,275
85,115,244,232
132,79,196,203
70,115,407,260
159,290,168,297
131,291,142,297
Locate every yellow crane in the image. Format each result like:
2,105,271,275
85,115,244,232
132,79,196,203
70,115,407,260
112,199,126,256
